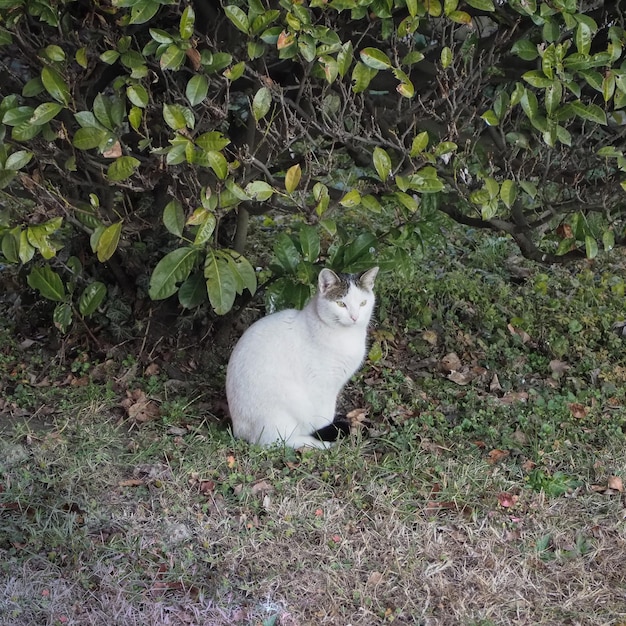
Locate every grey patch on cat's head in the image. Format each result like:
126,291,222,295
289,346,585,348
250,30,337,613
318,267,379,299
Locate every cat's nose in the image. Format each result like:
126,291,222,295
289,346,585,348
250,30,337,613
350,313,358,322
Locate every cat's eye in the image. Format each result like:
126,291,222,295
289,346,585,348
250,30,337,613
336,301,346,307
360,300,367,306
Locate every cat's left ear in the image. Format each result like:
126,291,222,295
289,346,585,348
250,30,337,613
358,266,379,290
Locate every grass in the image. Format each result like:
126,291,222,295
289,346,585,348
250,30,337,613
2,229,626,625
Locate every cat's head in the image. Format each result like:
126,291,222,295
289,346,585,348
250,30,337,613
316,267,379,327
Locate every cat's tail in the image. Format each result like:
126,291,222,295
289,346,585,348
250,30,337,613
311,418,350,443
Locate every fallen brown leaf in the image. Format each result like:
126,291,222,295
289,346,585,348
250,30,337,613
497,492,519,508
119,479,145,487
608,476,624,492
487,449,510,464
441,352,462,373
549,359,570,377
422,330,438,346
490,373,503,393
507,323,531,343
569,402,588,419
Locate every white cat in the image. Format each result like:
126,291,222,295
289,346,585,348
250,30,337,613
226,267,379,449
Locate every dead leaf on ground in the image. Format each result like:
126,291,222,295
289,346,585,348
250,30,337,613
121,389,161,423
422,330,438,346
251,480,274,495
346,407,368,427
367,571,384,587
569,402,588,419
490,373,503,393
507,323,531,343
119,479,145,487
103,141,122,159
549,359,570,377
497,492,519,508
447,365,488,386
144,363,160,376
522,459,537,472
608,476,624,492
487,449,510,464
441,352,462,373
494,391,529,405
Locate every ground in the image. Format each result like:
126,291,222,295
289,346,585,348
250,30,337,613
2,229,626,625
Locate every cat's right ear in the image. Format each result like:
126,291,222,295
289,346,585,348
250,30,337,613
318,268,340,295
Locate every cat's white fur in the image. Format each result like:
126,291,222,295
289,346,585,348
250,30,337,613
226,267,379,448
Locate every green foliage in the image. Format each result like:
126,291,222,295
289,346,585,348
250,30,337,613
1,0,626,331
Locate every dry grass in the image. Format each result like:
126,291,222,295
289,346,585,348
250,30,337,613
2,404,626,626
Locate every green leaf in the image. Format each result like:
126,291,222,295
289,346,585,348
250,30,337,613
224,249,257,294
572,101,607,125
1,231,19,263
29,102,63,126
351,62,377,93
603,229,615,252
410,131,429,155
19,231,35,263
252,86,272,121
107,156,140,181
299,225,320,263
511,39,538,61
246,180,274,201
204,250,238,315
78,282,107,316
224,5,250,33
373,146,392,180
130,0,160,24
545,81,562,115
466,0,494,10
76,47,88,68
339,189,361,207
160,44,185,70
585,235,598,259
40,44,65,62
163,103,193,130
22,77,44,98
178,272,208,308
149,247,199,300
96,222,122,262
206,150,228,179
341,232,377,268
520,88,539,119
224,61,246,81
337,41,353,77
193,212,217,245
522,71,553,88
186,75,209,106
273,233,301,273
127,84,149,108
53,303,72,333
285,163,301,193
500,180,517,209
180,5,195,39
359,47,391,70
73,127,112,150
27,266,65,302
575,20,593,55
163,199,185,237
41,66,70,106
481,110,499,126
5,150,33,170
440,46,453,68
196,132,230,152
448,10,471,24
100,50,121,65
